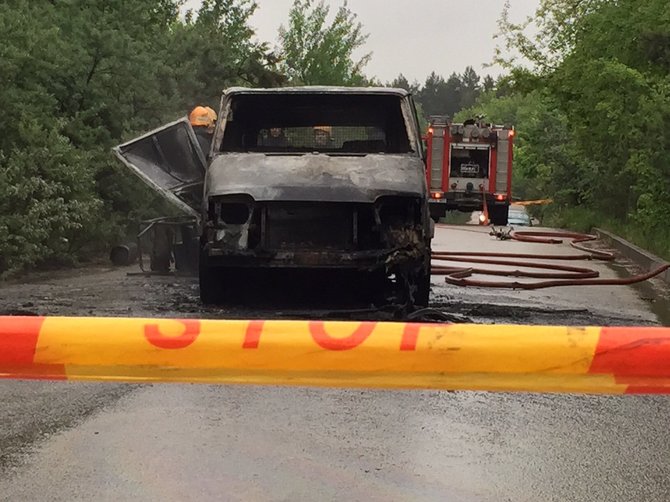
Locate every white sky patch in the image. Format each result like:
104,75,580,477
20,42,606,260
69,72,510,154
181,0,539,83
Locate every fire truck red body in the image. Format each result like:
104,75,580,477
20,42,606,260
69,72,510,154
424,116,514,225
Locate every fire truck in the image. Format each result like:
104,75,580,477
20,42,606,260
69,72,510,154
424,116,514,225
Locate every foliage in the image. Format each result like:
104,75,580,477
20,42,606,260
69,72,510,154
494,0,607,73
482,0,670,257
278,0,371,85
0,0,501,276
387,67,498,123
542,206,670,261
10,0,666,277
0,0,285,276
388,74,420,94
0,125,101,274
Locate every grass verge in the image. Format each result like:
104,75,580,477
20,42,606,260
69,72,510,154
537,205,670,262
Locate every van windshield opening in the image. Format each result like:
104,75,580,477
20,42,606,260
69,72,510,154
219,93,413,154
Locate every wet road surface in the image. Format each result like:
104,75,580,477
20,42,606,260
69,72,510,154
0,224,668,501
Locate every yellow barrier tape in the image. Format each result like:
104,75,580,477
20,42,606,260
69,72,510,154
2,316,669,394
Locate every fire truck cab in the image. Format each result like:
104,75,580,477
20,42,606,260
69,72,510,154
424,116,514,225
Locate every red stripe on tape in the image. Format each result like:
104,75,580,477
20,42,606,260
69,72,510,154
400,323,437,351
624,386,670,395
0,316,46,364
243,320,265,349
309,321,377,351
589,327,670,378
144,319,200,349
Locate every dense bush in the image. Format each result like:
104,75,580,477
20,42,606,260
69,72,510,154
0,0,282,276
459,0,670,259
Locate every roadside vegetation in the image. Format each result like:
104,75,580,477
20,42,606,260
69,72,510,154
0,0,496,277
3,0,666,276
0,0,284,276
458,0,670,260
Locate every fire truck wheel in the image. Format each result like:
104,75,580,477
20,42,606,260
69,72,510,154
490,206,509,226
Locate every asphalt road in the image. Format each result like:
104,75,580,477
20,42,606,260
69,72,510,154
1,223,668,501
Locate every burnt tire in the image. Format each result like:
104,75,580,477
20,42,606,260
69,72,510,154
198,249,227,305
199,266,222,305
413,264,431,307
429,206,446,224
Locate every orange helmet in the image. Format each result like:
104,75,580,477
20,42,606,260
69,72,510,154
205,106,217,123
189,106,217,130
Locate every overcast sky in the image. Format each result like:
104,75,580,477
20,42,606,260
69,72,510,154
182,0,539,83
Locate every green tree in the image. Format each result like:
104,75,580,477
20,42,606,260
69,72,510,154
485,0,670,256
278,0,371,85
459,66,481,110
388,73,420,94
415,69,486,119
0,0,287,275
0,1,106,274
417,72,449,117
495,0,607,73
483,75,496,93
169,0,285,105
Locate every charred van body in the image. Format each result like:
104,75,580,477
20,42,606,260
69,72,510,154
114,87,432,307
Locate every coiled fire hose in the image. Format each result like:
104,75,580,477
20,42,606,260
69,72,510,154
432,230,670,290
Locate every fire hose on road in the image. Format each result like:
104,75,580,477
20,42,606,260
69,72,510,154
431,230,670,289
